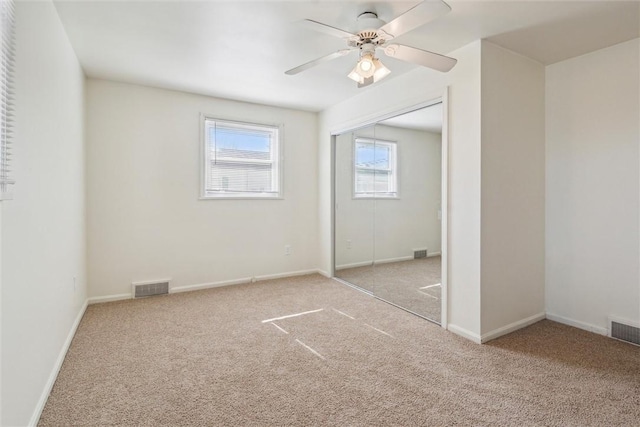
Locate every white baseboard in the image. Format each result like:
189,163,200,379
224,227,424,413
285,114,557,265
546,312,608,336
374,256,414,265
316,269,331,278
171,277,252,294
87,293,131,305
91,270,324,302
335,261,372,270
481,312,546,343
447,323,482,344
427,251,441,257
29,299,88,426
255,269,320,282
336,256,417,271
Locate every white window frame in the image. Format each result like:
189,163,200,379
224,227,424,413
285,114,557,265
353,137,398,199
200,115,283,199
1,0,16,200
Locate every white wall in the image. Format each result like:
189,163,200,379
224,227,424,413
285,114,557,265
546,38,640,333
86,80,319,298
1,1,87,425
480,41,546,337
320,41,482,339
335,125,441,268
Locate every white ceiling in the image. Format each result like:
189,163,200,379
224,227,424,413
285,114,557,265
52,0,639,112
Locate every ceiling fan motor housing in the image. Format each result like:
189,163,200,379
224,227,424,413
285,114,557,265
360,43,376,57
354,11,386,44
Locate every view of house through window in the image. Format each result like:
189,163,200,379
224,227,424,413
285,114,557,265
203,118,281,198
354,137,397,198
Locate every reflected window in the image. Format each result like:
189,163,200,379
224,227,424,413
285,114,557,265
353,137,397,198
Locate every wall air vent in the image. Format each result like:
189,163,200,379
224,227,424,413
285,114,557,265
132,279,170,298
414,249,427,259
609,317,640,347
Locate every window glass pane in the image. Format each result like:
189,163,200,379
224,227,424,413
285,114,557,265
374,145,390,169
355,142,390,170
356,169,391,193
355,143,375,168
211,126,272,161
374,170,391,192
209,162,272,193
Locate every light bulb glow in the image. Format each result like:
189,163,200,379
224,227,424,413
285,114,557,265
356,54,375,78
359,59,373,72
347,52,391,86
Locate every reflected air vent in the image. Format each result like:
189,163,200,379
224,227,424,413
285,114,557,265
414,249,427,259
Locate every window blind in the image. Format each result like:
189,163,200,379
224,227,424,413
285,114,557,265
203,118,281,198
1,0,15,199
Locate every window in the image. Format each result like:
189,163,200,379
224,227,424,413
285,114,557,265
1,0,16,199
353,137,397,198
202,117,282,199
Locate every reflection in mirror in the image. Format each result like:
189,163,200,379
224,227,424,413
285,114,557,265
334,128,375,292
373,106,442,322
333,104,443,323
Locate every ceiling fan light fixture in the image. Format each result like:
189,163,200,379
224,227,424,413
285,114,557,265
347,67,365,84
356,53,375,77
372,58,391,82
359,59,373,72
348,55,391,86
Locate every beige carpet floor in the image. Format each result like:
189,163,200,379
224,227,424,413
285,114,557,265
336,256,441,322
40,274,640,426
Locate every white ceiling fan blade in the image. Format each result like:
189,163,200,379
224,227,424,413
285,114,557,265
378,0,451,40
299,19,357,40
383,44,456,72
285,49,353,75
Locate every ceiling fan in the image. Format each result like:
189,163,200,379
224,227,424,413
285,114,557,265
285,0,457,88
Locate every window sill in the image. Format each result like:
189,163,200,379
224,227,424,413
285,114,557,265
353,196,400,200
199,195,283,201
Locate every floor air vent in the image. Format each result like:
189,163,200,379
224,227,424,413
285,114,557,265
132,280,170,298
610,318,640,346
414,249,427,259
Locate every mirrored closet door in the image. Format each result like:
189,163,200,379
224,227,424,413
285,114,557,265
334,127,376,293
334,103,444,323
